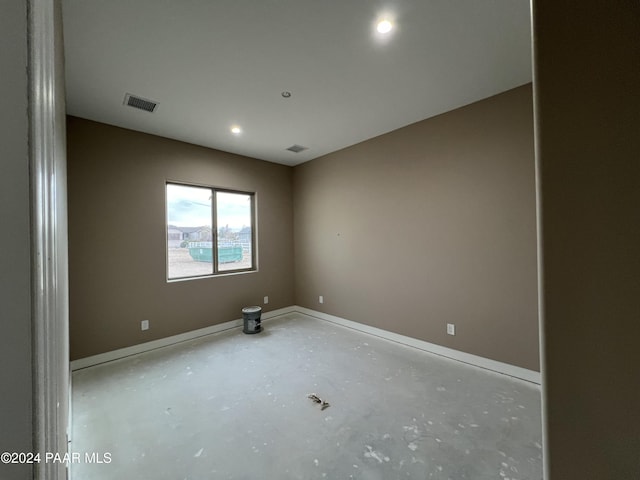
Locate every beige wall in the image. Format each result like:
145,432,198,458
68,87,538,371
67,117,294,360
293,85,539,371
533,1,640,477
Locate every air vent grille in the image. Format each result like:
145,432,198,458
123,93,158,113
286,144,308,153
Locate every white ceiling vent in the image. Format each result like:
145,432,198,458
286,144,308,153
123,93,158,113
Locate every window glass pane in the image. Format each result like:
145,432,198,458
216,191,253,272
166,184,213,279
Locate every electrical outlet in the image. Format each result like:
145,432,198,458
141,320,149,331
319,295,324,304
447,323,455,336
264,296,269,304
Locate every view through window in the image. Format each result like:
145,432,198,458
166,183,254,279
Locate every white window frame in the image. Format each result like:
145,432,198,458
166,182,256,280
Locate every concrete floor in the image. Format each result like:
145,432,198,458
71,313,543,479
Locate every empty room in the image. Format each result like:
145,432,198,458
63,1,541,478
3,1,638,480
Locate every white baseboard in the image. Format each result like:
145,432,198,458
70,306,296,371
293,306,541,385
72,305,541,386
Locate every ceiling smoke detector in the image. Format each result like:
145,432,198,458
123,93,158,113
286,144,308,153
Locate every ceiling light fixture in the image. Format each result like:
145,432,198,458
377,19,393,34
230,126,242,135
281,91,292,98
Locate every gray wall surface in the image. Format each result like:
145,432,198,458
533,0,640,477
293,85,539,371
67,117,294,360
0,1,33,478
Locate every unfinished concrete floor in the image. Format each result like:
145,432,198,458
71,313,543,479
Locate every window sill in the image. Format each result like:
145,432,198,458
167,268,258,283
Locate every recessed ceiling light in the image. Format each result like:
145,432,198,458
281,91,292,98
230,126,242,135
377,19,393,34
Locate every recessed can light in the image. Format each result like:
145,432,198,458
281,91,292,98
377,19,393,34
230,126,242,135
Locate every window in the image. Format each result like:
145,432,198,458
166,183,255,280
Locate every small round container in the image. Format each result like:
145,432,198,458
242,306,262,334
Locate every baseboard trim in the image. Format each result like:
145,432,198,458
72,305,541,385
70,306,296,371
293,306,541,385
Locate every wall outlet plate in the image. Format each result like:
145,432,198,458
447,323,455,335
264,296,269,304
319,295,324,304
141,320,149,331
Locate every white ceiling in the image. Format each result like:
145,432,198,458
62,0,532,166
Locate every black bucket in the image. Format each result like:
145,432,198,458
242,306,262,334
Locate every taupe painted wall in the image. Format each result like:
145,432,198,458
67,117,294,360
293,85,539,371
0,1,33,478
533,1,640,477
